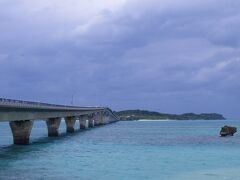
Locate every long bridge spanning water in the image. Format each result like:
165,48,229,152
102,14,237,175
0,98,119,145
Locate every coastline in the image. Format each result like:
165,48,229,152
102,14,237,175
137,119,174,121
116,110,226,121
121,119,227,122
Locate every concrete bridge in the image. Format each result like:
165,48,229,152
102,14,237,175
0,98,119,145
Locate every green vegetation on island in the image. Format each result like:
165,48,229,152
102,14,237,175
115,110,225,121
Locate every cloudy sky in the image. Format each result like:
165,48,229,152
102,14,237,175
0,0,240,118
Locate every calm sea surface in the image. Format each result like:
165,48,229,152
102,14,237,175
0,120,240,180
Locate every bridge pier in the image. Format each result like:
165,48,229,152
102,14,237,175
80,120,88,129
79,116,88,129
65,117,76,133
99,112,105,125
88,115,95,128
89,119,95,127
99,112,104,125
46,118,61,137
9,120,33,145
102,111,110,124
93,113,99,126
95,113,103,126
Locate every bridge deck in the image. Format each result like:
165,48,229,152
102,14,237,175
0,98,118,121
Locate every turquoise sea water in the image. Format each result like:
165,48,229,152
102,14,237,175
0,120,240,180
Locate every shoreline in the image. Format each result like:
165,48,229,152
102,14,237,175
137,119,174,121
120,119,228,122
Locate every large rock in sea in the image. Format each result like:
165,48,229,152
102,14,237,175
220,125,237,137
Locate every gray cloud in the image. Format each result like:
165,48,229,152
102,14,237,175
0,0,240,118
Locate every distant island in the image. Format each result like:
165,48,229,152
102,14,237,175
115,110,225,120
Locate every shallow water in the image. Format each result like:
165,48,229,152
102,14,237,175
0,120,240,180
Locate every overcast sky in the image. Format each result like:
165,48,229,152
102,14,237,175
0,0,240,118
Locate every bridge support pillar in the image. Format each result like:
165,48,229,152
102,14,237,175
106,116,110,124
9,120,33,145
79,115,88,129
80,120,89,130
89,119,95,128
99,112,104,125
93,114,99,126
98,112,105,126
65,117,76,133
46,118,61,137
88,114,96,128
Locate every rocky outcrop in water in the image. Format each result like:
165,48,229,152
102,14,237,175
220,125,237,137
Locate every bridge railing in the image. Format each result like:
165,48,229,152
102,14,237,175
0,98,105,110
